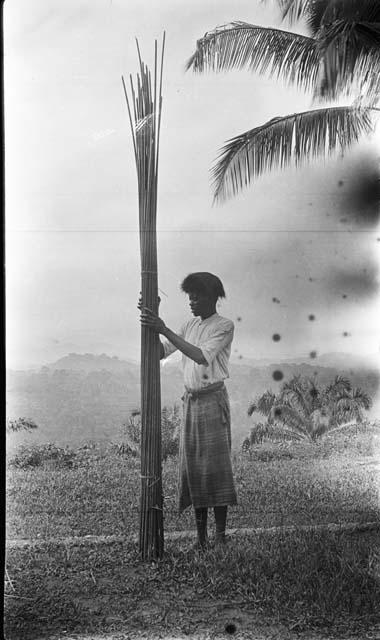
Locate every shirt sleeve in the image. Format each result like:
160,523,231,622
200,320,234,366
161,322,186,359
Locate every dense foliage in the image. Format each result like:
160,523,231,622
116,404,181,461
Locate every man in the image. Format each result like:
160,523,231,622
140,272,237,549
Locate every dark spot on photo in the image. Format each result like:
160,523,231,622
225,623,237,634
236,317,242,322
327,265,379,300
310,351,317,358
337,162,380,228
342,294,347,299
338,180,344,187
343,331,351,337
274,407,282,418
309,278,314,282
238,355,243,360
203,374,208,380
308,314,315,321
272,370,284,381
272,297,280,303
272,333,281,342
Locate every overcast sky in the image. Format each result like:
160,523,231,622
5,0,380,369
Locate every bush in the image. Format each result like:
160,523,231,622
117,404,180,460
7,417,38,433
9,443,76,470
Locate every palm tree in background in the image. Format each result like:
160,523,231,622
246,374,372,443
187,0,380,201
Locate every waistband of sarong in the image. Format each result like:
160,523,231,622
183,381,225,400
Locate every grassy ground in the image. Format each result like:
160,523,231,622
5,421,380,639
5,530,380,639
6,422,380,540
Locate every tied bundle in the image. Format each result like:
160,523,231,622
122,35,165,560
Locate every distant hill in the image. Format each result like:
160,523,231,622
48,352,140,373
6,352,379,450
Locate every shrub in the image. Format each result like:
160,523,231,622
8,443,76,470
117,404,180,460
6,417,38,433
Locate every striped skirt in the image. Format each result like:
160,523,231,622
178,381,238,512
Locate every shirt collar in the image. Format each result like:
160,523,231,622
198,312,218,325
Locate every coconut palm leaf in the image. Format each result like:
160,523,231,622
248,390,277,417
310,407,331,438
275,0,321,29
212,105,373,201
334,387,372,420
186,21,320,92
249,420,304,443
315,17,380,99
325,375,352,401
280,376,311,416
270,403,312,439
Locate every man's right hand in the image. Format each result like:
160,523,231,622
137,293,161,311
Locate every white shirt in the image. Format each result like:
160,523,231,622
162,313,234,390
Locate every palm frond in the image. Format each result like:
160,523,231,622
310,407,331,438
250,390,277,417
280,377,312,417
270,403,312,439
306,0,380,36
212,105,374,202
315,18,380,99
352,387,372,411
249,420,304,443
325,375,352,400
186,21,319,91
276,0,316,26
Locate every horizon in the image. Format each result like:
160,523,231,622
6,348,380,372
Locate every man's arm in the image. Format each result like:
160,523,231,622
141,307,207,365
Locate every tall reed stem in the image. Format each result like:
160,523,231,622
122,34,166,560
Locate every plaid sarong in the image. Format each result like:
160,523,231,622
178,381,238,512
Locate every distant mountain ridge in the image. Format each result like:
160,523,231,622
47,352,140,373
6,352,379,449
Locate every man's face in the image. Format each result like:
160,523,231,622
188,291,214,317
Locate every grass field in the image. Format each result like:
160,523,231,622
5,421,380,639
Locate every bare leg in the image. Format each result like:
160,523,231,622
194,507,208,548
214,505,227,543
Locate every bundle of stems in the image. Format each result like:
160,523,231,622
122,34,165,560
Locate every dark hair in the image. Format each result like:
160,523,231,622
181,272,226,302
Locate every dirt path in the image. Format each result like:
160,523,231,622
35,616,380,640
6,520,380,549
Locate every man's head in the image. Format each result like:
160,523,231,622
181,272,226,318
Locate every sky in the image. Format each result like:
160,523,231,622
4,0,380,369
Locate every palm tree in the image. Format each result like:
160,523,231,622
247,374,372,444
324,376,372,427
187,0,380,201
